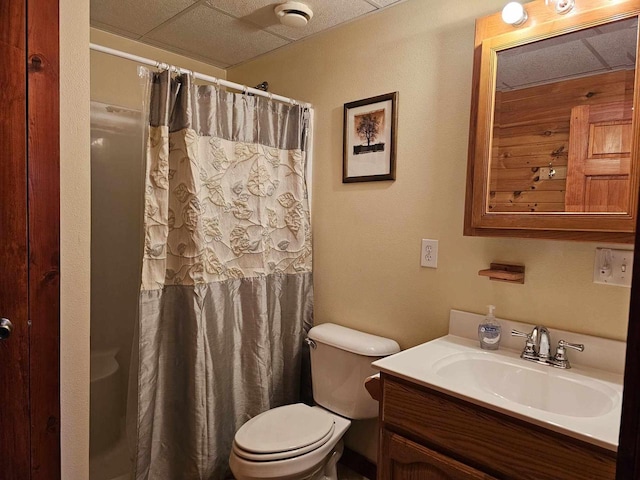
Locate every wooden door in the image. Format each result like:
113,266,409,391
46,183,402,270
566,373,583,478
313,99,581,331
1,1,31,476
0,0,60,478
565,101,633,212
379,430,497,480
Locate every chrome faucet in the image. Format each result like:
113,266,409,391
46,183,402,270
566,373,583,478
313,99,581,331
511,326,584,369
531,325,551,360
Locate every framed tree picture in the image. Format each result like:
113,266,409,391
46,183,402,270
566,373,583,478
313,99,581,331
343,92,398,183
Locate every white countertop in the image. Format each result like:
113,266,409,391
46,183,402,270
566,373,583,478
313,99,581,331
372,311,625,451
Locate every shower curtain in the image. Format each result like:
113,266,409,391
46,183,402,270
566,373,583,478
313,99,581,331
135,70,313,480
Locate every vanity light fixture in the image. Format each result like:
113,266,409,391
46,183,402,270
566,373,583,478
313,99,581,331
502,2,528,26
546,0,575,15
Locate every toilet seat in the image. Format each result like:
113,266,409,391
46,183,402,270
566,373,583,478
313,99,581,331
234,404,335,461
232,425,334,461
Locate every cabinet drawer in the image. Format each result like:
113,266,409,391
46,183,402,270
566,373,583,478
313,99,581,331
381,376,615,480
380,430,497,480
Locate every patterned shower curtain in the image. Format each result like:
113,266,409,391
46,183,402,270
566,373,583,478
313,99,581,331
135,70,313,479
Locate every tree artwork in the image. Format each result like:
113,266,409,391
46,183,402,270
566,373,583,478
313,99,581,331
352,108,386,155
356,113,380,146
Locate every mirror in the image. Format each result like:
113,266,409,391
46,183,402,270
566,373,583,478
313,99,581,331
490,18,637,214
466,0,640,242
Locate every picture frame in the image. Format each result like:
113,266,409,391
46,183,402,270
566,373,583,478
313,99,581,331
343,92,398,183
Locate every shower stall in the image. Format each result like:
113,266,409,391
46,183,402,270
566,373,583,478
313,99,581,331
89,40,314,478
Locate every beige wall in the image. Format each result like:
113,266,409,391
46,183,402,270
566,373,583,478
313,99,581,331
61,0,91,478
229,0,632,349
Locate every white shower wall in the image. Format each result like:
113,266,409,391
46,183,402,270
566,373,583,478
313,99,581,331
90,101,143,480
90,101,143,391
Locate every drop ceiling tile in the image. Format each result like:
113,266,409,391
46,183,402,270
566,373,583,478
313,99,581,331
90,19,143,40
498,41,604,89
144,5,290,66
366,0,402,7
206,0,376,40
586,26,637,70
139,39,232,68
496,18,640,91
91,0,198,37
205,0,287,19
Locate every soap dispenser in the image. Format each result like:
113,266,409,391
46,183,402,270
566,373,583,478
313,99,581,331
478,305,501,350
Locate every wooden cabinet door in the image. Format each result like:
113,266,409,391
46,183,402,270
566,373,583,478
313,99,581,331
566,101,633,212
379,430,497,480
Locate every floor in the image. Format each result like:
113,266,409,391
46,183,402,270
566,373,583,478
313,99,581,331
89,423,369,480
337,464,370,480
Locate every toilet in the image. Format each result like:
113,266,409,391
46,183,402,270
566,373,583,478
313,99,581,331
229,323,400,480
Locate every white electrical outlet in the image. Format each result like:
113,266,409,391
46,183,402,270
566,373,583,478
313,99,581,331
421,239,438,268
593,247,634,287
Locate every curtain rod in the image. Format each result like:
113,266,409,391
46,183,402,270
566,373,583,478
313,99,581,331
89,43,312,108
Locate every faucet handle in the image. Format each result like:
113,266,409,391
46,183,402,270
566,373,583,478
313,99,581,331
558,340,584,352
511,329,536,357
552,340,584,369
511,329,532,339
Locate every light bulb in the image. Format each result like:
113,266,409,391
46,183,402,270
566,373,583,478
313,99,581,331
502,2,528,26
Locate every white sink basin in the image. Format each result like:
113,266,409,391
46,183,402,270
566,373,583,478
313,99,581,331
372,335,623,451
433,353,617,418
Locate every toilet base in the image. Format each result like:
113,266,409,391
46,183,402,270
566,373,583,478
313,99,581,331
318,440,343,480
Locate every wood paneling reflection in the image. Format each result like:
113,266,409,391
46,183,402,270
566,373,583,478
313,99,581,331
490,70,634,212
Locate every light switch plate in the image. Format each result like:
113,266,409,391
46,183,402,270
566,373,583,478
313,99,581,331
593,248,634,287
421,239,438,268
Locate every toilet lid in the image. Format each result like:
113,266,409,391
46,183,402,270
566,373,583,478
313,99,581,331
234,404,335,455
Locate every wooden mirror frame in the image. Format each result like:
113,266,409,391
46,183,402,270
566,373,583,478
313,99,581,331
465,0,640,243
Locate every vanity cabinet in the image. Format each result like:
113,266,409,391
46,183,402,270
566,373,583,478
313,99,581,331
377,374,616,480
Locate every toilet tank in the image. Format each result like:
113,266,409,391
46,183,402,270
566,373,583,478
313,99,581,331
307,323,400,420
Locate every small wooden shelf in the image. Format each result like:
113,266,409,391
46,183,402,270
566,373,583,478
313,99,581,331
478,263,525,284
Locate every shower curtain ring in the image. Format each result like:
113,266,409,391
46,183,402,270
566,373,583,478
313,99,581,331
243,86,249,96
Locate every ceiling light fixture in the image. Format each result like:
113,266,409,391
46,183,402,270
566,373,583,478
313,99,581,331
274,1,314,28
502,2,528,26
546,0,575,15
